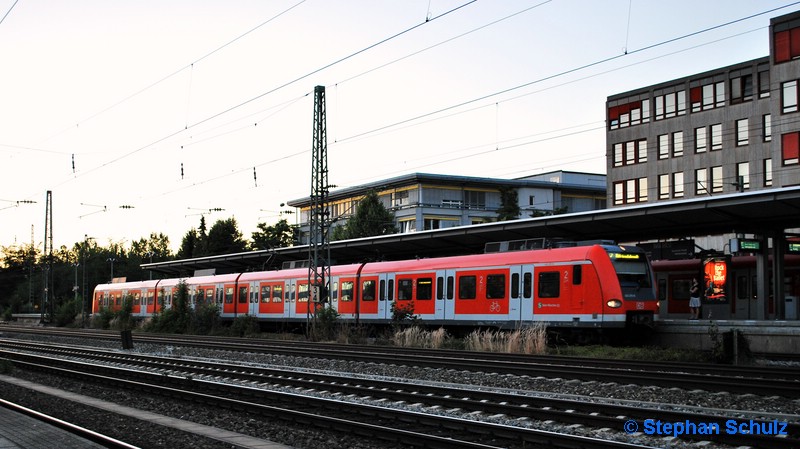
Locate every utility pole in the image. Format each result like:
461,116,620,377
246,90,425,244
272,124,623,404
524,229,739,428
41,190,53,323
308,85,331,332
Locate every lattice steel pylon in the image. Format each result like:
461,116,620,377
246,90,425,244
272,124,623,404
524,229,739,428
308,85,331,326
41,190,53,323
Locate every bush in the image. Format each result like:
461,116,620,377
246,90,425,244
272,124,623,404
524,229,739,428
309,306,339,341
91,307,115,330
54,297,82,327
390,301,419,328
191,303,220,334
228,314,259,337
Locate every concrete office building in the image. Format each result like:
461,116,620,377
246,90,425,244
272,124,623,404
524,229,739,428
606,11,800,207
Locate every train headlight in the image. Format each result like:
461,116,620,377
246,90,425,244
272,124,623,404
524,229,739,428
606,299,622,308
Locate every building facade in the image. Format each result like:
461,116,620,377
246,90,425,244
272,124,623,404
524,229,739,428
607,11,800,207
287,171,606,245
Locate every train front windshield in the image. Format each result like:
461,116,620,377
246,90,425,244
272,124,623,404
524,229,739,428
607,250,652,290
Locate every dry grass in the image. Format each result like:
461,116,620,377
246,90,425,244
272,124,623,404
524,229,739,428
465,323,547,355
392,326,450,349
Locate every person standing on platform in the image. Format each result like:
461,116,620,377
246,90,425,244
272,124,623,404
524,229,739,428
689,277,701,320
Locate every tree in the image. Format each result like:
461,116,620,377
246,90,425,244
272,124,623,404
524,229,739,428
177,228,200,259
251,218,295,250
496,186,521,221
332,191,397,241
206,217,247,255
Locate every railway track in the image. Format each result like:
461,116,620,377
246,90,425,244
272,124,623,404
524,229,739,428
0,338,797,448
4,326,799,397
1,348,662,449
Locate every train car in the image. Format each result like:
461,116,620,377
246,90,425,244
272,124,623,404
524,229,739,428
652,255,800,320
93,244,657,331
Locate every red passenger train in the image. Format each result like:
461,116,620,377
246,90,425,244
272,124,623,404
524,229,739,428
93,244,658,330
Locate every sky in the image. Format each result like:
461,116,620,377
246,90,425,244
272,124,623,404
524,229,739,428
0,0,796,253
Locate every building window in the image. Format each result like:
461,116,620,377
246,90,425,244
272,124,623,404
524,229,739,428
465,191,486,209
399,219,416,233
608,99,650,129
658,134,669,159
764,159,773,186
673,131,684,157
673,172,685,198
736,119,748,146
654,91,686,120
711,166,724,193
763,114,772,142
782,80,798,113
736,162,750,191
774,20,800,63
658,174,670,200
710,123,722,150
691,81,725,112
730,75,753,103
696,168,708,196
782,132,800,165
394,190,409,206
695,127,707,153
613,139,647,166
758,69,770,98
613,178,648,205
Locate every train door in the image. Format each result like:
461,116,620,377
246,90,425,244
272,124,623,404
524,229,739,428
131,291,142,315
337,276,356,318
508,265,533,324
438,269,456,321
258,282,284,316
222,283,236,317
379,273,394,321
247,281,259,316
520,266,534,323
569,264,584,312
356,276,380,321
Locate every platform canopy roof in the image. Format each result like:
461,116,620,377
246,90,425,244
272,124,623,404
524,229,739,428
143,186,800,276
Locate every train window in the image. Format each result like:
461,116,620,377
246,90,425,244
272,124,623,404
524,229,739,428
397,279,413,300
538,272,560,298
380,279,386,301
523,273,532,299
116,295,122,306
658,279,667,302
239,286,248,303
486,274,505,299
436,277,444,300
573,265,582,285
363,280,376,301
298,284,309,302
341,281,354,302
671,279,691,301
459,275,476,300
418,278,433,300
332,282,338,301
225,287,234,304
261,285,270,303
148,291,154,305
447,276,454,300
134,292,140,305
511,273,520,299
197,288,205,302
388,279,394,301
272,285,283,303
206,288,213,304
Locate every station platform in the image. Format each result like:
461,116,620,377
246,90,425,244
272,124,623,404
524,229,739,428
653,319,800,354
0,403,110,449
0,375,292,449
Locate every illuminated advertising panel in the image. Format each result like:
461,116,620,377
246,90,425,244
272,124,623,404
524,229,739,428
702,257,728,304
